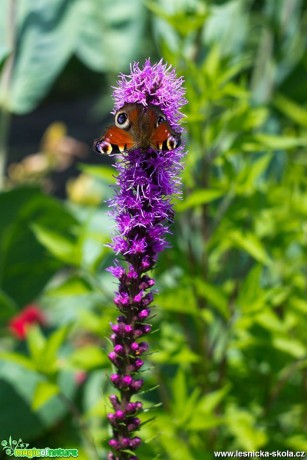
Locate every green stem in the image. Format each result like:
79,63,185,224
0,0,17,190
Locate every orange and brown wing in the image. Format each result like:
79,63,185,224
150,121,181,151
94,126,135,155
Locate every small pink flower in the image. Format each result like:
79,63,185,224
74,371,87,385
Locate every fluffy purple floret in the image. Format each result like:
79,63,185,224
112,58,187,129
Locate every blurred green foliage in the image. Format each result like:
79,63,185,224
1,0,307,459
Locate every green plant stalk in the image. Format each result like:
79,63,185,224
0,0,16,190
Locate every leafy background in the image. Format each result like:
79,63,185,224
0,0,307,459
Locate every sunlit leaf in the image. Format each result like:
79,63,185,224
229,231,270,265
32,381,59,410
253,133,307,149
31,224,81,266
176,189,224,211
78,164,116,184
69,346,108,371
274,93,307,127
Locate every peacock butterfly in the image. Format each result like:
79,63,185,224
93,103,181,155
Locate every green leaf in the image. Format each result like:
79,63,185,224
0,187,79,306
229,231,270,265
45,275,92,297
176,189,224,211
69,346,107,371
42,326,70,372
0,289,18,322
0,360,76,439
198,385,230,414
78,164,116,184
238,154,272,193
272,336,306,358
32,380,59,410
26,325,46,364
286,435,307,451
194,278,229,318
158,285,197,314
252,133,307,150
225,405,267,450
171,369,202,428
0,0,11,71
204,0,248,57
146,0,208,38
0,352,35,371
274,93,307,127
76,0,146,72
31,224,81,266
10,0,80,113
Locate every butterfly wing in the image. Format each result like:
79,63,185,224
149,120,181,151
93,103,180,155
94,126,136,155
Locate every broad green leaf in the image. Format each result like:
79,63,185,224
32,380,59,410
46,276,93,297
31,224,81,266
204,0,248,56
176,189,224,211
76,0,146,71
0,187,78,306
0,361,76,439
10,0,82,113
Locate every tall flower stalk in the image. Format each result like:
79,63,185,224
105,60,186,460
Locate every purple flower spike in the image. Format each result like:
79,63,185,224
101,59,186,458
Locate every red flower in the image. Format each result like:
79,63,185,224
9,304,46,339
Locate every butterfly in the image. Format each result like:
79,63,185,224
93,103,181,155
